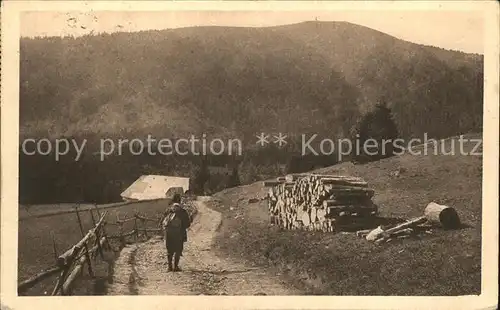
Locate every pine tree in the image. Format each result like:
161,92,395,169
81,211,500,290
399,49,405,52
227,165,241,188
286,156,300,174
193,156,210,195
353,101,401,163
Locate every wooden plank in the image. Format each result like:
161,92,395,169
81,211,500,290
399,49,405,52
263,180,281,187
326,204,378,216
328,191,375,200
320,179,368,187
383,216,427,235
370,216,427,243
116,216,135,223
18,266,61,294
134,214,160,222
285,174,309,182
325,187,375,195
139,228,163,233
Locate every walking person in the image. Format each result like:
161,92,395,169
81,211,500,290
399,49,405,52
162,193,191,272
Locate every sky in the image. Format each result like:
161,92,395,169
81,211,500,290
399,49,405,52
20,10,484,54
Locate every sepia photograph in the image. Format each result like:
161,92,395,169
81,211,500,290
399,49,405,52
1,1,499,309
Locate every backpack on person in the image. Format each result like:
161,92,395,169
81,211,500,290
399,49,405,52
163,205,183,232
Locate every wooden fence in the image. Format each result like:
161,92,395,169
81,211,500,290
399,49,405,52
18,205,164,296
106,213,163,246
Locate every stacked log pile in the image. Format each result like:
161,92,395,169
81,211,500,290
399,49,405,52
264,173,377,232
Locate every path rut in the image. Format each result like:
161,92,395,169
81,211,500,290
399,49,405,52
107,200,299,295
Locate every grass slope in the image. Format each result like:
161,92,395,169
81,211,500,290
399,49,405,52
211,134,482,295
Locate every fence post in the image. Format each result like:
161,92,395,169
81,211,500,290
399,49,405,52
134,214,139,241
94,204,112,251
51,270,65,295
52,259,73,296
89,209,104,260
117,214,125,247
89,208,96,225
51,231,58,263
142,217,148,238
75,205,94,277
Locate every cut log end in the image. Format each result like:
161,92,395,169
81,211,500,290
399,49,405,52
424,202,461,229
437,207,461,229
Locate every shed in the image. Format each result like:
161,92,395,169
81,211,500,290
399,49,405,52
120,175,190,201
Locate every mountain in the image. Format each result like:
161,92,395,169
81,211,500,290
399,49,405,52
20,21,483,145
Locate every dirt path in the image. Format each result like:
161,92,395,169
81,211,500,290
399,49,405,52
107,200,299,295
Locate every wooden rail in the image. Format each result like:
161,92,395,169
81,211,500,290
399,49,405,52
57,212,107,267
18,199,197,295
19,198,168,221
17,266,62,293
106,212,165,246
17,208,111,296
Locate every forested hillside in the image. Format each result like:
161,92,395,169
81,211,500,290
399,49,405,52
19,21,483,203
20,21,483,142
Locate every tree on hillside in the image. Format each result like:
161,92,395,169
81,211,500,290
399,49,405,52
227,165,241,188
286,155,300,174
238,153,259,184
193,156,210,195
353,101,401,163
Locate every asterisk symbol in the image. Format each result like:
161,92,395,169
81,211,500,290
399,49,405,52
273,133,288,147
256,133,270,146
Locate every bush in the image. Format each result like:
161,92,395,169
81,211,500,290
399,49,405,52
353,101,402,163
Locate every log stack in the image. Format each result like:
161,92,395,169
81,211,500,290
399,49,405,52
265,173,377,232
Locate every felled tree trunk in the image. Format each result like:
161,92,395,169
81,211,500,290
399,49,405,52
424,202,461,229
